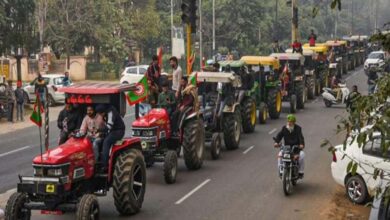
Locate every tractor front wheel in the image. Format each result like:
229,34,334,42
113,149,146,215
241,97,256,133
5,192,31,220
268,89,282,119
183,119,205,170
76,194,99,220
223,108,241,150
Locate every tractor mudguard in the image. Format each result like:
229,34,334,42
108,138,142,183
223,103,240,113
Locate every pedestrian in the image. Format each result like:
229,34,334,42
308,29,317,47
34,74,47,106
6,80,15,123
14,82,25,121
63,71,71,86
170,56,182,98
146,55,161,90
124,55,136,67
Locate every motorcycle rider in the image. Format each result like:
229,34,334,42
274,114,305,178
57,104,82,144
95,104,125,172
331,76,342,101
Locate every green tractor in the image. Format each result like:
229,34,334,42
219,60,264,133
270,53,307,113
350,35,369,66
303,44,330,95
240,56,283,122
326,40,349,76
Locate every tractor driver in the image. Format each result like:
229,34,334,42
158,81,176,114
170,77,198,136
95,104,126,172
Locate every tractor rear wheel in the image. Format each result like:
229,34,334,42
223,108,241,150
164,150,177,184
295,82,306,109
5,192,31,220
76,194,99,220
241,97,256,133
268,89,282,119
113,149,146,215
183,119,205,170
306,76,316,100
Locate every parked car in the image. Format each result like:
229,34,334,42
331,134,390,204
364,51,388,73
120,65,149,84
23,74,72,106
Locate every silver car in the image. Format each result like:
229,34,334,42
23,74,72,106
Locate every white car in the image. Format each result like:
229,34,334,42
331,135,390,204
364,51,387,72
120,65,149,84
23,74,72,106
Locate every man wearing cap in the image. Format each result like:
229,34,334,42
96,104,125,172
274,114,305,178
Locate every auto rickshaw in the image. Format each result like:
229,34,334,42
270,53,307,113
325,40,349,75
240,56,283,121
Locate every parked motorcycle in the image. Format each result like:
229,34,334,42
322,83,350,107
274,137,301,196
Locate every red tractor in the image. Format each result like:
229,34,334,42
5,83,146,220
132,90,205,184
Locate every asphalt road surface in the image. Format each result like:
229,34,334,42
0,67,368,220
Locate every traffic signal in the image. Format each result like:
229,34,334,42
181,0,197,33
292,7,298,27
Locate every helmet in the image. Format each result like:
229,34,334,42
287,114,296,122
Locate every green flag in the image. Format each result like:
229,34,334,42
30,94,42,127
189,72,197,86
127,76,149,105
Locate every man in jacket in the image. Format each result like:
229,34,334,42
96,104,125,172
274,114,305,178
57,104,82,144
14,82,25,121
6,81,15,123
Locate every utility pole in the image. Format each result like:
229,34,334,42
171,0,174,54
351,0,354,35
199,0,203,69
274,0,278,40
335,9,338,38
374,0,378,32
212,0,216,57
291,0,298,43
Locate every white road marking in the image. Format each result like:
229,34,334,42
175,179,211,205
0,146,32,158
268,128,277,135
243,146,254,154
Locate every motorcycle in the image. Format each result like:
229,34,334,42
322,83,350,108
274,137,301,196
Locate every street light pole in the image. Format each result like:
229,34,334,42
199,0,203,69
171,0,174,55
15,48,23,85
212,0,215,57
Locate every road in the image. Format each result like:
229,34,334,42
0,67,368,219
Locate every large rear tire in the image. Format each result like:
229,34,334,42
223,108,241,150
268,89,282,119
76,194,99,220
164,150,177,184
5,192,31,220
113,149,146,215
295,82,305,109
241,97,256,133
183,119,205,170
306,76,316,100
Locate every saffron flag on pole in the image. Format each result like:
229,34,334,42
30,93,43,127
126,76,149,105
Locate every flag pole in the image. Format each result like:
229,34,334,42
44,86,49,152
39,122,43,162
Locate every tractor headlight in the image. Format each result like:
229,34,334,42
47,168,63,177
34,167,43,176
141,141,148,150
142,130,155,137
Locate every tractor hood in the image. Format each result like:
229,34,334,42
132,108,169,128
33,137,92,165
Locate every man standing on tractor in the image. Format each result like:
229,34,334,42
308,29,317,47
171,77,198,135
57,104,82,144
170,56,182,98
158,81,176,114
146,55,161,90
79,105,106,161
96,104,126,172
292,40,303,54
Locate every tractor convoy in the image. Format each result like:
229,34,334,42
5,38,368,220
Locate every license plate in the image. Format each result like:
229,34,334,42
295,76,303,81
41,210,63,215
46,184,55,193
